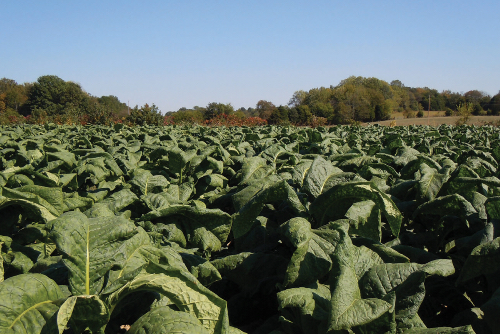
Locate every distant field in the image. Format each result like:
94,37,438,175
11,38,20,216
392,111,446,119
365,115,500,126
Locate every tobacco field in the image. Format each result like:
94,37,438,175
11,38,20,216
0,123,500,334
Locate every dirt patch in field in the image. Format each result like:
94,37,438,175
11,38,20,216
363,116,500,127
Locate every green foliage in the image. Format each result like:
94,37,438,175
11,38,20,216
26,75,90,116
417,110,424,117
204,102,234,120
97,95,127,115
456,102,474,126
171,108,205,124
268,105,289,125
255,100,276,120
0,108,25,125
5,84,500,332
489,93,500,116
127,103,163,126
85,101,114,125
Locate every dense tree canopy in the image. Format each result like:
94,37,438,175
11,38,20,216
0,74,498,126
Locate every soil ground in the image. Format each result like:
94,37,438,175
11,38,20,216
363,115,500,127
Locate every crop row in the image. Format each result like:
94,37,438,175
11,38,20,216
0,123,499,333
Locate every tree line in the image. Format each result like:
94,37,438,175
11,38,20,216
1,75,499,126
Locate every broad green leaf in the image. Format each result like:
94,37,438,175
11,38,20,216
481,287,500,333
211,252,288,294
359,259,455,322
104,271,229,334
327,221,391,331
0,196,57,233
278,218,333,288
328,252,391,331
231,175,282,211
351,245,384,279
139,205,231,252
47,211,138,295
354,291,396,334
166,146,198,175
180,253,222,286
417,163,450,203
238,156,274,184
102,228,187,288
276,287,330,334
301,156,342,198
51,295,109,334
128,306,210,334
310,182,402,237
232,180,306,239
0,274,65,334
285,160,313,187
2,186,62,217
84,188,138,218
457,237,500,284
130,169,169,196
345,200,382,242
0,247,3,282
412,194,477,226
402,325,476,333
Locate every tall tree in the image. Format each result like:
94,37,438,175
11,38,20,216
97,95,128,115
0,78,30,111
288,90,307,107
25,75,89,116
204,102,234,120
255,100,276,120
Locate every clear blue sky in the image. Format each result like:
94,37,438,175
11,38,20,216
2,0,499,113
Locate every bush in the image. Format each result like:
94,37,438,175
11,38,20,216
445,108,454,116
204,114,267,127
403,109,416,118
456,102,474,126
0,108,26,125
26,108,48,124
127,104,163,126
416,111,424,118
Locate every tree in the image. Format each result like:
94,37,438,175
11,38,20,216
25,75,90,116
255,100,276,120
303,87,333,107
390,80,404,88
268,105,289,125
98,95,128,115
332,102,353,124
309,102,334,122
296,105,313,125
488,93,500,115
172,108,204,124
288,90,307,107
127,103,163,125
85,99,114,125
456,102,474,126
0,78,30,111
204,102,234,120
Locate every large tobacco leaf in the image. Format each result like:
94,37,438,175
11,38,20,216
139,205,232,252
103,268,229,334
232,180,306,240
301,156,343,199
278,217,333,288
326,222,392,331
128,306,210,334
47,211,138,295
310,181,402,237
0,274,65,334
